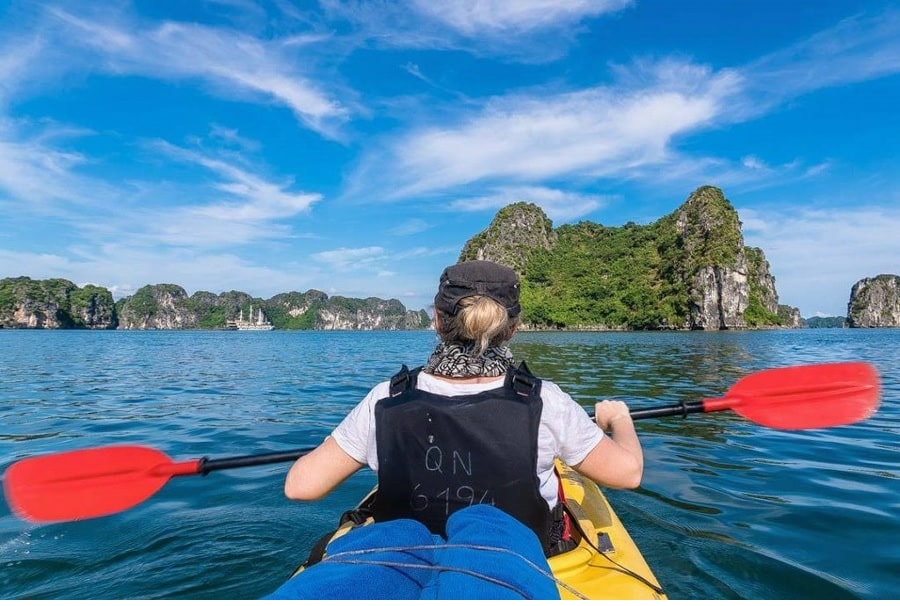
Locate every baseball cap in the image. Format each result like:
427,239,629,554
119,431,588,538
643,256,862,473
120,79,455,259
434,260,521,317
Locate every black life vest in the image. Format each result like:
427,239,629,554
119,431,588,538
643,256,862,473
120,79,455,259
371,362,553,547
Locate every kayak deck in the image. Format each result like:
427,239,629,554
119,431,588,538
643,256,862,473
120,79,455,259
551,461,666,599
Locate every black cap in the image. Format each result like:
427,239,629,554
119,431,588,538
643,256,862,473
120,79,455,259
434,260,520,317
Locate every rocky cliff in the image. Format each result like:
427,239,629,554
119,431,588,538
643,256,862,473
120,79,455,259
114,285,430,330
847,274,900,327
318,297,429,330
0,277,117,329
458,202,557,275
267,290,429,330
458,186,799,330
117,284,198,329
673,187,749,329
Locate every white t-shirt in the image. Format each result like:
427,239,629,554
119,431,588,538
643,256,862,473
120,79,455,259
331,372,604,508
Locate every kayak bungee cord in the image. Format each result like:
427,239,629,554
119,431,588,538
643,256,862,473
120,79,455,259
564,501,666,596
315,543,591,599
591,538,665,596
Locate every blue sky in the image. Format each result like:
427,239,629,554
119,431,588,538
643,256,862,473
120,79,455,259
1,0,898,318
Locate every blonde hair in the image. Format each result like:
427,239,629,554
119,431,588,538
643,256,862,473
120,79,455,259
436,295,519,355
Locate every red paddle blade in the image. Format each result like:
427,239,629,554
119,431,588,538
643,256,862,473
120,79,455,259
3,445,183,523
705,362,880,430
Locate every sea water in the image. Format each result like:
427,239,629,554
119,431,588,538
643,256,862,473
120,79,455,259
0,328,897,599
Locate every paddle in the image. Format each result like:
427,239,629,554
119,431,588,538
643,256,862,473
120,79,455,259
2,361,880,524
3,446,315,525
626,361,880,430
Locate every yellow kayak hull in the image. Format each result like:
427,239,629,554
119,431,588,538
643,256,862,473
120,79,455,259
551,462,666,599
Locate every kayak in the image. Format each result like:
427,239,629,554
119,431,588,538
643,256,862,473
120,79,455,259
286,460,667,600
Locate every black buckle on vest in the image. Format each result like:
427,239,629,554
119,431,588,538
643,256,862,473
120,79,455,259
339,507,373,527
389,364,411,397
509,361,539,397
512,374,535,396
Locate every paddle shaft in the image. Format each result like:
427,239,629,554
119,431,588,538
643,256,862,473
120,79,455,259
169,387,851,475
193,448,315,475
183,402,703,475
180,401,711,476
629,399,707,420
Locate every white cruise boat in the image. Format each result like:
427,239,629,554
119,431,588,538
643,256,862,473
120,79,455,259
226,305,274,330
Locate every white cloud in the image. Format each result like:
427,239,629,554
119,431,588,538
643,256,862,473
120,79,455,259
388,219,431,236
319,0,632,62
641,154,833,196
350,61,735,200
152,141,321,222
0,120,115,211
393,245,459,260
208,125,261,152
741,156,765,170
312,246,385,270
412,0,632,36
451,186,611,224
0,35,46,107
743,9,900,107
46,7,351,139
91,141,319,249
0,122,322,250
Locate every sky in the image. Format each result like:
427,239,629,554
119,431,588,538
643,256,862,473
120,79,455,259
1,0,898,319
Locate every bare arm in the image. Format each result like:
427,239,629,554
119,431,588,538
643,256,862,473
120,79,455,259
572,399,644,489
284,436,364,500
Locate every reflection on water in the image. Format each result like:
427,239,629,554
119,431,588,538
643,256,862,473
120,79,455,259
0,328,897,599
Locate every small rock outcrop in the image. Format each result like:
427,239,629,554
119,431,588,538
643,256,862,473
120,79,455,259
848,274,900,327
777,304,803,328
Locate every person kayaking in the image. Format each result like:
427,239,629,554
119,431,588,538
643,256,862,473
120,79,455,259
269,260,644,598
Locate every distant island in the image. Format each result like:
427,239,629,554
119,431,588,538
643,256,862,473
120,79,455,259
804,316,848,329
0,279,430,330
2,185,897,330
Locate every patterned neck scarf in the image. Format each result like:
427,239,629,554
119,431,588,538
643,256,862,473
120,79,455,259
423,342,515,378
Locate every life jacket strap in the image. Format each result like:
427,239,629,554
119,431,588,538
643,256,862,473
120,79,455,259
389,364,423,396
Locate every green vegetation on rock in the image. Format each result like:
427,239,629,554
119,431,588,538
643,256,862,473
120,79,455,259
461,186,795,330
518,219,688,328
0,277,117,328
